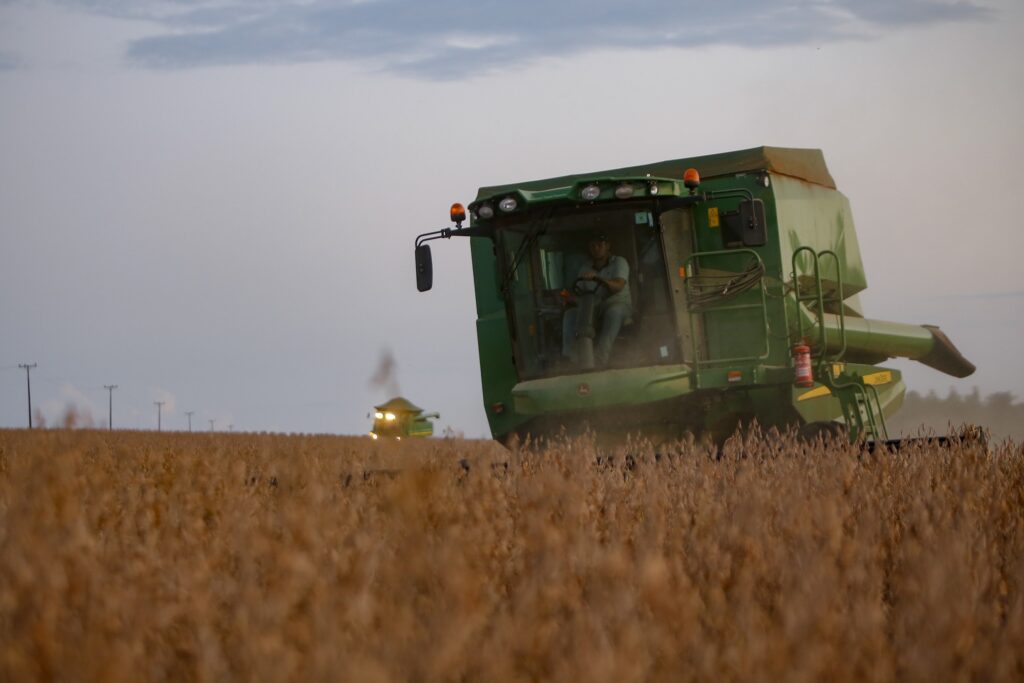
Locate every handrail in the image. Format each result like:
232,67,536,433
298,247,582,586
792,246,888,442
791,246,847,364
792,246,827,354
817,250,847,363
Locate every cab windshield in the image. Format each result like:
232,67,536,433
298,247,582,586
496,205,680,379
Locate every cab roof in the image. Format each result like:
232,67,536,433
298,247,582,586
374,396,424,414
476,146,836,199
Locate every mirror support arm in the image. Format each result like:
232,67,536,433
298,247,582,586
651,187,755,215
652,188,761,237
415,225,495,293
415,225,493,248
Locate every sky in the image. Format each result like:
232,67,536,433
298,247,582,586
1,0,1023,437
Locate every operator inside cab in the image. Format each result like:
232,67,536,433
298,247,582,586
561,232,633,367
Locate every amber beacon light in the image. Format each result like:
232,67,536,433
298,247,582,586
683,167,701,193
450,202,467,226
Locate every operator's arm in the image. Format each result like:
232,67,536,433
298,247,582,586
585,256,627,293
598,276,626,293
581,272,625,292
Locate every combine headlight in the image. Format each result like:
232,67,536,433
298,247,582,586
374,411,384,419
385,412,396,421
477,203,494,219
370,432,378,440
614,183,635,200
581,184,601,201
499,197,518,212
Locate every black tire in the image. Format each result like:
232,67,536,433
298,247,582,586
798,421,848,445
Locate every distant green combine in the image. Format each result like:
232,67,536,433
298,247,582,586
369,397,439,440
415,147,974,446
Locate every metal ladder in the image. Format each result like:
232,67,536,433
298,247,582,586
791,247,888,442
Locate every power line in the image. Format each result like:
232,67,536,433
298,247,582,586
154,401,165,432
104,385,117,430
18,363,36,429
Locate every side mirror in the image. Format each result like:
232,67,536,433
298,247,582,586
722,199,767,247
738,199,767,247
415,244,433,292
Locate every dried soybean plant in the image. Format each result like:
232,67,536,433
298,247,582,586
0,429,1022,682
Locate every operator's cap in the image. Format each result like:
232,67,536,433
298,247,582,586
590,232,609,243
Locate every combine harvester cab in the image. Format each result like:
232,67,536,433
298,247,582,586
415,147,975,447
369,397,439,440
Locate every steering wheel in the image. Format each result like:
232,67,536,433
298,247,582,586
573,276,608,296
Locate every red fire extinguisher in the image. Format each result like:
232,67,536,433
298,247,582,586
793,342,813,388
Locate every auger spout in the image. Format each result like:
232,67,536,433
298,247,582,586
818,314,975,378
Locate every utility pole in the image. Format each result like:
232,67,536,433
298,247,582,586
18,363,36,428
209,419,215,432
228,424,234,432
185,411,195,432
104,385,117,430
154,401,165,431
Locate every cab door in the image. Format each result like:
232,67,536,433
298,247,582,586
659,207,705,364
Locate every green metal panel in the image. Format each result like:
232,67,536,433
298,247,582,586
407,419,435,438
511,365,691,415
470,237,527,439
470,236,502,316
791,363,906,432
680,173,791,374
774,174,868,297
683,248,771,369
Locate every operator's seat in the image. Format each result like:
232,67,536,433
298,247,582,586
616,267,639,333
608,259,640,367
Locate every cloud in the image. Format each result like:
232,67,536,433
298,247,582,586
152,388,177,416
57,0,991,79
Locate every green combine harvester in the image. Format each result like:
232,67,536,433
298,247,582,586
369,397,439,440
415,147,975,446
